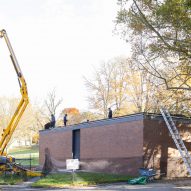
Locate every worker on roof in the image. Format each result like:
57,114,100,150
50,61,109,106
108,108,112,119
63,114,68,126
50,114,56,128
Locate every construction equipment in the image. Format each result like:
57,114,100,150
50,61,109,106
160,107,191,176
0,29,41,176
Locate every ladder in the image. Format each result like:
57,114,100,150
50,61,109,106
160,107,191,176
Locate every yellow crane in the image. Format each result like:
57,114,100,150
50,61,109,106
0,29,41,176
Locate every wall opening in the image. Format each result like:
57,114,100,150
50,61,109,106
72,129,80,159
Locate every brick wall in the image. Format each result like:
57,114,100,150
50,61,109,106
39,129,72,167
143,116,191,177
81,121,143,159
39,115,144,175
80,120,143,174
39,114,191,177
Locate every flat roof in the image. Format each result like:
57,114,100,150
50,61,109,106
40,112,191,134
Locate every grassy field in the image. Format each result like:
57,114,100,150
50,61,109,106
0,174,26,185
8,145,39,166
8,145,39,155
32,172,131,188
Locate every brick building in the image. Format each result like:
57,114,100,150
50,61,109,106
39,113,191,177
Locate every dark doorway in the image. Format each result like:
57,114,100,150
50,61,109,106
72,129,80,159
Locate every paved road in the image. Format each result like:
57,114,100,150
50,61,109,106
0,181,191,191
0,177,191,191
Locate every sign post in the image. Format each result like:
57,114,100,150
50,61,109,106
66,159,79,184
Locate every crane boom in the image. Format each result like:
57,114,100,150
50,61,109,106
0,29,29,156
0,30,42,177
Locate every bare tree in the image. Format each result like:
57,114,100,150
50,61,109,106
44,88,63,118
84,61,114,117
84,57,161,116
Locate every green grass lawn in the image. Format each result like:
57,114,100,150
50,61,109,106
15,156,39,166
32,172,131,188
8,145,39,166
0,174,26,185
8,145,39,155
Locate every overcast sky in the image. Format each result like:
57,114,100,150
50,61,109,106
0,0,130,111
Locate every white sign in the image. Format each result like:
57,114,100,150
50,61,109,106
66,159,79,170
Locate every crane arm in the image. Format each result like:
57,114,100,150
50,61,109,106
0,29,29,155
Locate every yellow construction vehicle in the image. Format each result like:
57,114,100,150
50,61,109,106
0,29,42,176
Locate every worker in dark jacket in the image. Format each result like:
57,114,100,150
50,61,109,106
64,114,68,126
108,108,112,119
50,114,56,128
44,114,55,130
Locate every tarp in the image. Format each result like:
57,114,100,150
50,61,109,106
128,176,147,185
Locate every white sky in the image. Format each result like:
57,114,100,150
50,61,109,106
0,0,130,111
